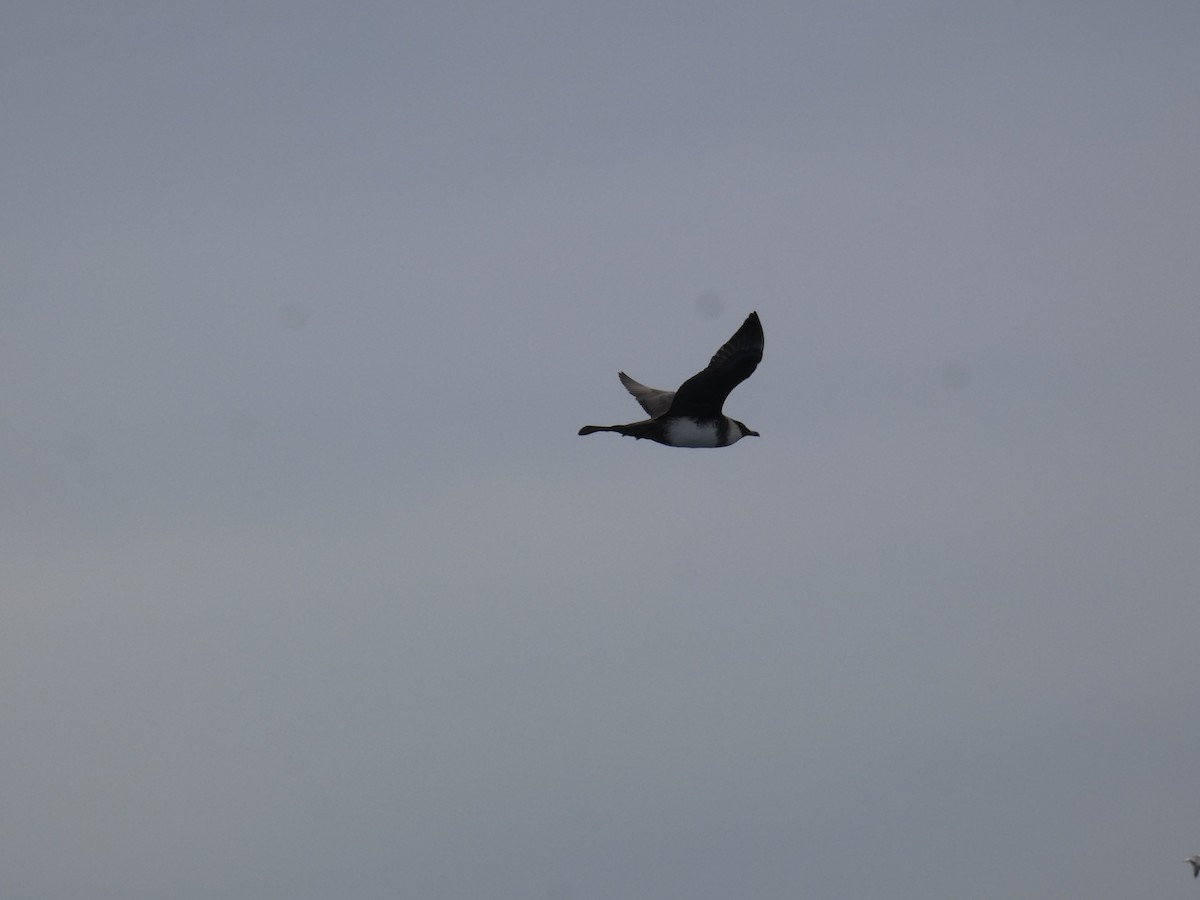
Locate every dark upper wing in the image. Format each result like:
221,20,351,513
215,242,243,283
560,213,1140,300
665,312,763,418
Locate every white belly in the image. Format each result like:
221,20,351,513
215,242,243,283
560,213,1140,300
665,418,723,448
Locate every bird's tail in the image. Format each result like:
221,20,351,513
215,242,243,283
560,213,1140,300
578,421,659,440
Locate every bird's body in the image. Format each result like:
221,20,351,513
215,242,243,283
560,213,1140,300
578,312,764,448
580,415,737,448
1187,856,1200,878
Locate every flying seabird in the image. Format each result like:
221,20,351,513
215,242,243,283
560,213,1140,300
578,311,763,448
1187,856,1200,878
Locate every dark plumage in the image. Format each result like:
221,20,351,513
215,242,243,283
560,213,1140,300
578,312,764,448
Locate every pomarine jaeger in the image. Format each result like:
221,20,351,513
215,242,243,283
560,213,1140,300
578,311,763,448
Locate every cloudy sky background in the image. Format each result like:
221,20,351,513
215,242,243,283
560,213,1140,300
3,2,1199,898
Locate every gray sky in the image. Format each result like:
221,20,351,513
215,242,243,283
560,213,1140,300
3,2,1199,898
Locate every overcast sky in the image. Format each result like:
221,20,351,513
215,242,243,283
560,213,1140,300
3,2,1199,898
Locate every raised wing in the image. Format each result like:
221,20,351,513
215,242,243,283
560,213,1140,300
665,311,763,418
619,372,675,418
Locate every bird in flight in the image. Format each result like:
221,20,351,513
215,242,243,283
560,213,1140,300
578,311,763,448
1187,856,1200,878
